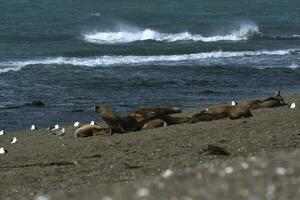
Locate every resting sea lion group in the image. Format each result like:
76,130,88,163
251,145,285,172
75,91,288,137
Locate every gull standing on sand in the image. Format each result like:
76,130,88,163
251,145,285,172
74,122,80,127
47,124,59,131
0,130,5,135
58,128,66,136
0,147,7,154
290,103,296,109
90,121,96,125
11,137,17,144
231,101,238,106
31,125,37,130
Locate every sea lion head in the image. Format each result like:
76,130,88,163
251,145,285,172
274,90,284,102
94,105,111,114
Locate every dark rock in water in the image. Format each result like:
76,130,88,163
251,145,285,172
25,100,45,107
199,145,230,156
68,109,84,113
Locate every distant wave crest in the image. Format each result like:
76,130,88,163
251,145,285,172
0,49,298,74
83,24,261,44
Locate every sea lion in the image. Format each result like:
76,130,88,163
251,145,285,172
131,107,182,122
142,119,167,129
75,124,111,137
190,110,227,123
205,104,253,120
239,91,286,109
94,105,163,133
159,115,190,125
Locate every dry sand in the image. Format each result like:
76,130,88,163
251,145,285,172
0,94,299,200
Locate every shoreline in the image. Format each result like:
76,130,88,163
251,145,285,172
0,93,299,199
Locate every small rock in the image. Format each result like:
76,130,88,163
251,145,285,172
275,167,287,175
161,169,174,178
26,100,45,107
137,188,150,197
199,145,230,156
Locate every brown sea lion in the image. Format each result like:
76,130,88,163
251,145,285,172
160,115,190,125
131,107,182,122
142,119,167,129
75,124,111,137
94,105,163,133
239,91,286,109
205,104,252,120
190,110,227,123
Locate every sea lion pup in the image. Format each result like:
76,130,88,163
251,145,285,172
142,119,167,129
75,124,111,137
130,107,182,122
94,105,163,133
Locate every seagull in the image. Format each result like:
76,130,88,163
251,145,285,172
231,101,238,106
11,137,17,144
31,125,37,130
0,147,7,154
0,130,5,135
58,128,66,136
74,122,80,127
90,121,96,125
47,124,59,131
290,103,296,109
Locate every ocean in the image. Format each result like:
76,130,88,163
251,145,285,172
1,0,300,132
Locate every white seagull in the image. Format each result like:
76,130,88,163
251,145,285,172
74,122,80,127
31,125,37,130
231,101,238,106
0,147,7,154
11,137,17,144
90,121,96,125
290,103,296,109
58,128,66,136
47,124,59,131
0,130,5,135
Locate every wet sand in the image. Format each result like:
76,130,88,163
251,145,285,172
0,94,299,200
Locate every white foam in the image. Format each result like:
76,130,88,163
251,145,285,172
257,63,299,69
0,49,298,74
83,24,260,44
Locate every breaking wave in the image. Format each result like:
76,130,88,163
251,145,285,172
0,49,298,74
83,24,260,44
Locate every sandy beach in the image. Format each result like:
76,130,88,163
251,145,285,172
0,94,299,200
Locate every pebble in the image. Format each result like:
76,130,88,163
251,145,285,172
137,188,150,197
275,167,287,175
161,169,174,178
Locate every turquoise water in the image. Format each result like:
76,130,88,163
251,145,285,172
0,0,300,131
